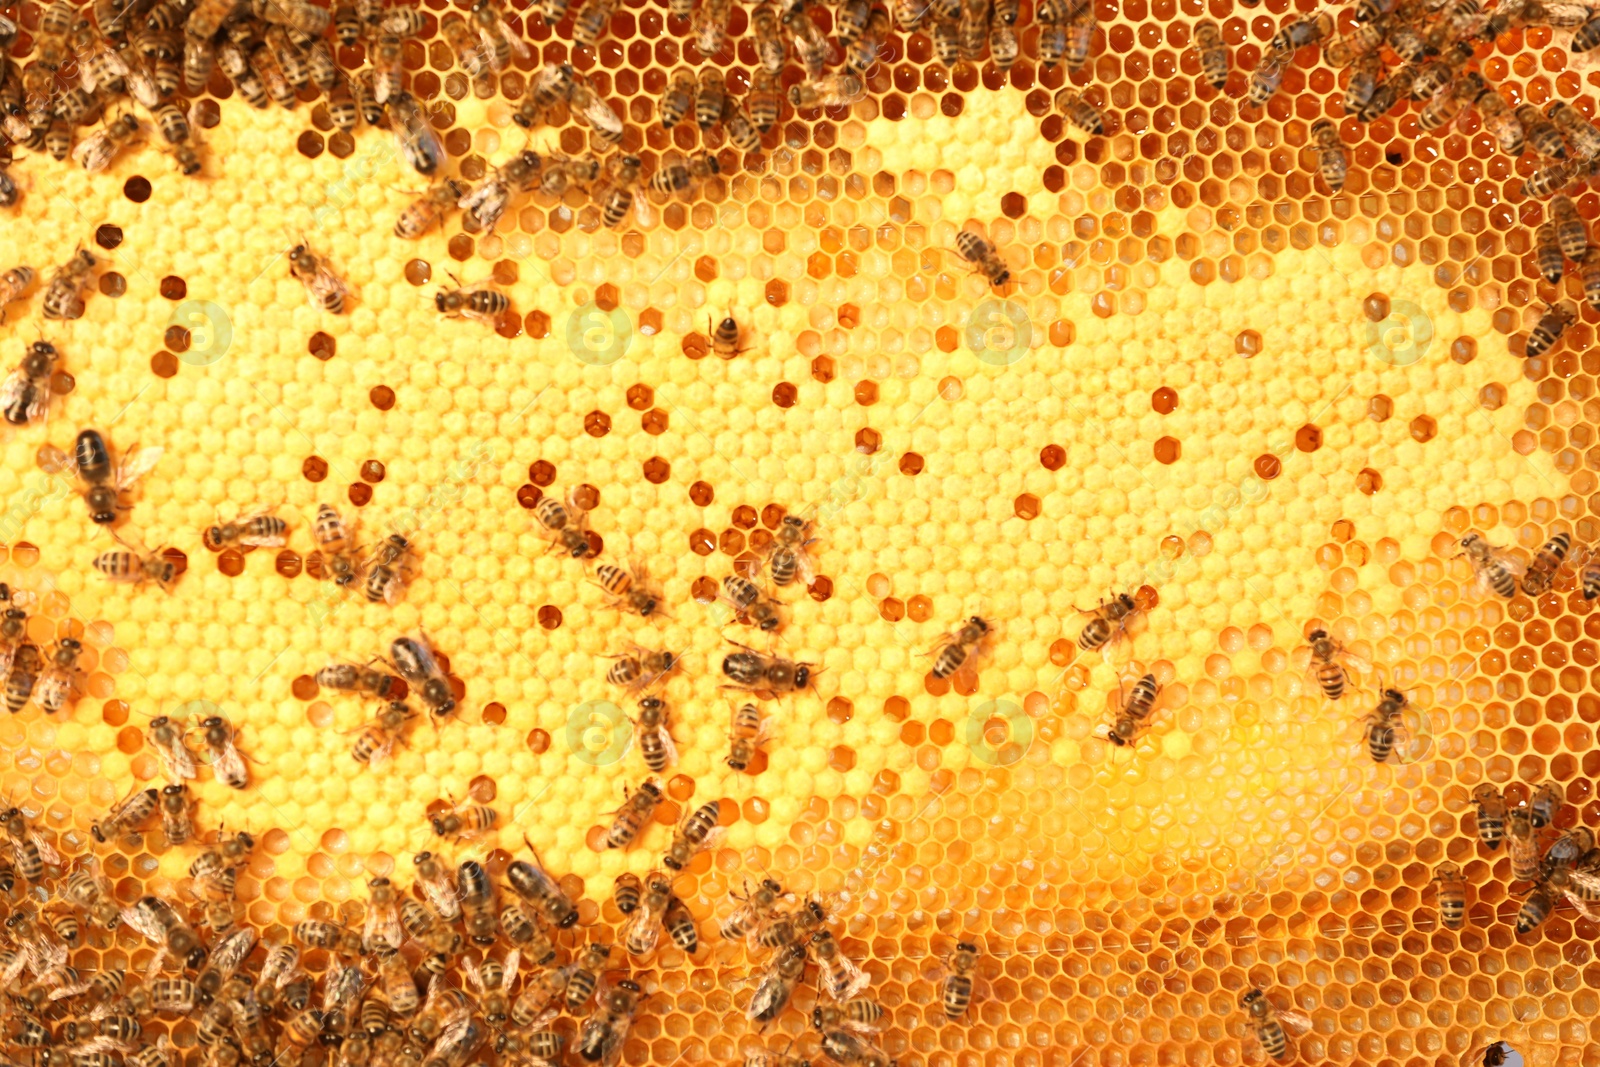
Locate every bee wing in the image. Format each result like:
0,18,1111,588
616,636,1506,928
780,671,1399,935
623,901,662,955
494,17,532,58
115,446,164,491
158,741,198,782
36,442,76,479
827,955,871,1002
0,369,27,411
460,953,487,994
364,905,403,952
1558,886,1600,921
655,725,679,767
119,904,165,943
28,826,62,867
503,947,521,989
421,873,463,921
1277,1009,1313,1036
71,131,111,169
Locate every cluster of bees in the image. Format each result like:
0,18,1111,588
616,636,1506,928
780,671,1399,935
1202,1,1600,208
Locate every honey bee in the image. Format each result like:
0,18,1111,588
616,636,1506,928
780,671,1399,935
1543,826,1595,875
124,894,204,967
572,0,617,48
1577,8,1600,50
1309,118,1348,193
514,61,576,127
817,1029,892,1067
2,806,60,883
197,714,249,789
1546,100,1600,159
613,873,643,914
73,114,142,173
458,165,520,234
287,241,351,314
431,798,498,841
722,642,816,694
1524,158,1583,199
1,641,40,715
395,179,469,239
387,91,444,176
605,645,677,691
1245,58,1285,107
532,489,597,559
361,877,404,952
789,72,866,109
1411,41,1473,103
1518,102,1569,159
390,633,456,717
411,850,462,921
1521,531,1572,595
1457,531,1522,599
725,97,763,152
812,997,886,1032
506,853,578,929
94,541,179,591
663,894,699,953
352,71,384,126
44,118,71,162
571,78,626,143
1536,220,1565,284
1037,17,1066,69
1,340,59,427
623,873,669,955
1517,878,1557,934
606,777,665,849
1363,687,1410,763
749,942,808,1024
579,979,643,1066
1509,808,1541,881
725,701,770,772
36,429,160,527
436,276,511,323
455,859,499,946
148,713,199,780
752,3,786,71
441,13,490,79
381,6,429,35
1192,18,1228,89
40,249,97,321
1527,300,1577,358
1530,782,1563,828
1548,864,1600,914
159,783,194,846
0,265,33,320
348,697,412,764
720,573,781,631
1064,5,1095,70
1470,783,1508,851
1103,673,1161,746
599,154,642,227
294,918,362,955
202,508,289,552
1303,625,1359,702
1240,988,1310,1062
92,786,158,843
693,0,732,54
747,69,783,133
64,856,124,928
596,562,662,617
310,503,363,588
657,67,695,129
954,229,1013,289
836,0,873,43
928,615,991,680
353,534,416,605
663,799,721,871
812,929,867,1001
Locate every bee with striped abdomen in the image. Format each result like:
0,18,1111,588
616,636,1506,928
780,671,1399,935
1103,673,1161,747
202,508,289,552
1521,531,1572,596
351,700,415,766
1,339,59,427
430,797,498,841
929,615,990,679
197,713,249,789
1474,783,1508,850
1536,221,1565,283
726,701,769,772
395,179,469,239
1527,302,1577,358
390,633,456,717
363,533,419,604
663,799,721,871
596,561,663,617
436,275,511,323
605,777,664,850
1458,531,1522,598
288,241,351,314
93,541,180,591
1306,627,1351,700
1553,194,1589,259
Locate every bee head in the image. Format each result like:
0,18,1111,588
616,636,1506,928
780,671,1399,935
793,665,810,689
434,291,449,312
1308,627,1328,642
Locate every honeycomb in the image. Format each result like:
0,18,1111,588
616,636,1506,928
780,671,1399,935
7,0,1600,1062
